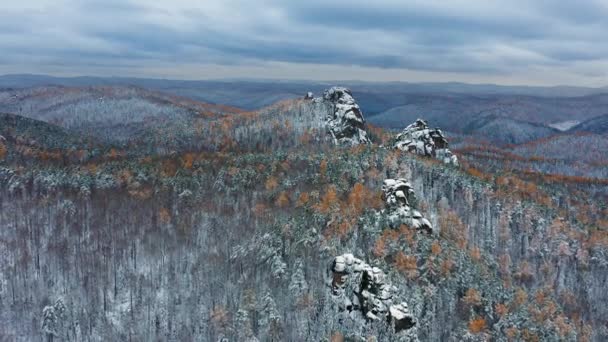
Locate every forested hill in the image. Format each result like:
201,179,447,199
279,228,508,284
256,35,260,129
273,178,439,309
0,86,606,341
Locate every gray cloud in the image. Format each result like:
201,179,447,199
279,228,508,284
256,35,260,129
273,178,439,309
0,0,606,86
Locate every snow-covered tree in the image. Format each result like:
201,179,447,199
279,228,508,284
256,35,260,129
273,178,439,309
259,292,283,341
42,299,66,341
235,308,258,342
270,254,287,280
288,260,308,299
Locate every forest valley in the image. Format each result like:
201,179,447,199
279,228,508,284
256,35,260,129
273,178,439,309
0,86,607,341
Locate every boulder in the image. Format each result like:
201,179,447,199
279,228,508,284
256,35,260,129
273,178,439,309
389,302,416,332
394,119,458,166
382,178,414,208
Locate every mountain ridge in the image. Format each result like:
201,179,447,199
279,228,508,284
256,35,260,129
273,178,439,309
2,73,607,98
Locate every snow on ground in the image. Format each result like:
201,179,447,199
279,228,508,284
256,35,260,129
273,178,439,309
549,120,580,131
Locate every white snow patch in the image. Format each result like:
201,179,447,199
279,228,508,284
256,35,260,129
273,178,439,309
549,120,580,131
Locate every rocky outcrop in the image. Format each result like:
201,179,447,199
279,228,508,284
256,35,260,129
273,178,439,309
330,253,415,332
382,178,433,233
304,92,314,100
318,87,371,146
394,119,458,166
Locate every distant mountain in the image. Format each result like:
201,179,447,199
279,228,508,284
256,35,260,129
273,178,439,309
2,74,607,98
367,93,608,133
2,75,608,117
568,114,608,134
0,85,243,144
462,115,559,145
513,133,608,163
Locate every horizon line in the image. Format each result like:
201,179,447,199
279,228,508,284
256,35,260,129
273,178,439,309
2,73,607,90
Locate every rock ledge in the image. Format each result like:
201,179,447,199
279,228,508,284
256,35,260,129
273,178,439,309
394,119,458,165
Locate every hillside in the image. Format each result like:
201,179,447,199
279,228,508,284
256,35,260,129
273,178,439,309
462,115,559,145
0,86,606,341
0,112,103,165
0,112,90,149
569,114,608,134
0,86,244,144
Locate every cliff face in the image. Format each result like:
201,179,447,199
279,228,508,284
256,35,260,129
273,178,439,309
330,253,415,332
381,178,433,233
315,87,371,146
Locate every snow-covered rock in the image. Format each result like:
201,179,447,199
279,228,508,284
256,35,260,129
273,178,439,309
318,87,371,146
330,253,415,332
304,92,314,100
382,178,433,233
394,119,458,166
390,302,415,332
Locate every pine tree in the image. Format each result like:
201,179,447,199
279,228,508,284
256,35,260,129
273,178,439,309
42,305,57,342
288,260,308,299
41,298,67,341
270,254,287,280
259,291,282,341
235,309,258,341
259,292,280,327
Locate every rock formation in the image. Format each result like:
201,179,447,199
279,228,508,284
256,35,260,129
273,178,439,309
382,178,433,233
304,92,314,100
394,119,458,166
318,87,371,146
330,253,415,332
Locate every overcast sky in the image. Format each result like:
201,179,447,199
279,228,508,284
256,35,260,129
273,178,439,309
1,0,607,86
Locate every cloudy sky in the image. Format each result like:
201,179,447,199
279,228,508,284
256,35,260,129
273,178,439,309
1,0,607,86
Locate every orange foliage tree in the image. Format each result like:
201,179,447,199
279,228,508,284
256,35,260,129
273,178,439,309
159,207,171,224
275,191,290,208
440,258,455,277
296,192,310,207
431,240,442,256
346,182,381,215
319,159,328,177
316,186,338,214
468,317,486,334
182,152,195,170
439,209,468,249
394,251,418,279
462,288,482,307
495,303,509,317
330,331,344,342
0,141,7,160
265,176,279,191
469,247,481,261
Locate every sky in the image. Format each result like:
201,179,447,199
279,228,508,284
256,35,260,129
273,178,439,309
1,0,607,86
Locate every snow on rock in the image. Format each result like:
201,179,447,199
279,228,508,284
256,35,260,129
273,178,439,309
394,118,458,166
304,92,314,99
382,178,433,233
317,87,371,146
330,253,415,332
